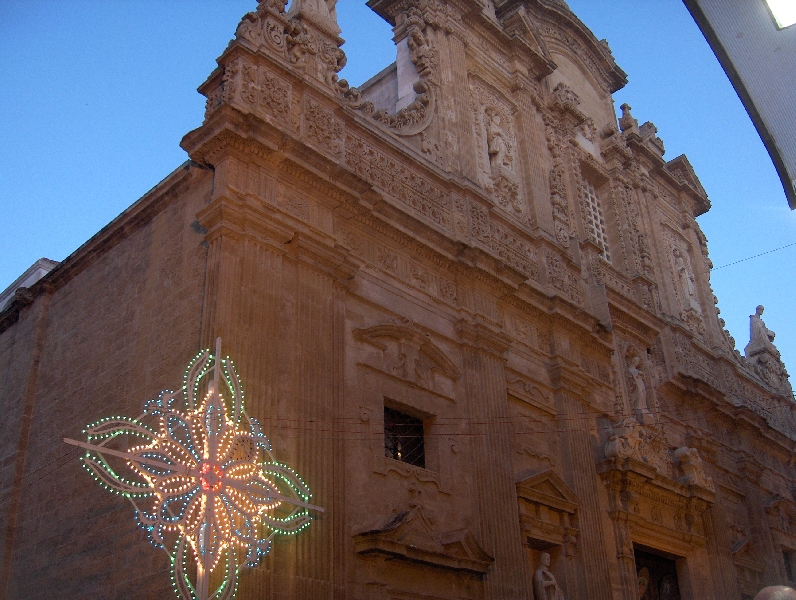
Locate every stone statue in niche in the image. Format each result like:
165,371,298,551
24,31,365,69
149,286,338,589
672,247,700,312
628,356,652,423
485,107,512,171
533,552,565,600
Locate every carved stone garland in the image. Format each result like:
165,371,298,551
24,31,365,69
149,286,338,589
543,111,573,248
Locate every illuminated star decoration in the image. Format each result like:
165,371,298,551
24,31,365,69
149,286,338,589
64,339,322,600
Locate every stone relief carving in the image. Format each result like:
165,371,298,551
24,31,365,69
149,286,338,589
544,249,584,306
550,82,580,112
533,552,565,600
470,78,522,212
604,418,672,478
543,112,573,247
305,96,343,156
674,447,715,492
345,135,452,230
235,0,289,54
352,505,494,575
353,322,460,395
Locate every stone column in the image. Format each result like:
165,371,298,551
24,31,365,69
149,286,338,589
196,164,354,598
552,366,613,600
738,456,783,586
701,505,741,599
599,468,640,600
456,319,530,599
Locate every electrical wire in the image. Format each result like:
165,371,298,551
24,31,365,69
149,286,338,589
711,240,796,271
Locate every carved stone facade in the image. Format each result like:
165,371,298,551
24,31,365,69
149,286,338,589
0,1,794,599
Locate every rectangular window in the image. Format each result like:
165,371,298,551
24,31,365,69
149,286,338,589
581,179,611,262
384,406,425,468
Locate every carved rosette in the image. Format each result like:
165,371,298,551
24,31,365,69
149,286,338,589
235,0,290,54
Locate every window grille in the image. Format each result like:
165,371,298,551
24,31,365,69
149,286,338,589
581,179,611,262
384,407,425,468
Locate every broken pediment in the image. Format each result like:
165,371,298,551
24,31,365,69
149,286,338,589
353,322,461,392
353,507,494,574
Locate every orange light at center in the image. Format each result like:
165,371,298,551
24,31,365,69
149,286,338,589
199,462,224,493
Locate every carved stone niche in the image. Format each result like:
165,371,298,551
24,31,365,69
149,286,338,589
516,469,580,558
353,506,494,575
598,456,715,557
353,322,461,398
731,539,764,600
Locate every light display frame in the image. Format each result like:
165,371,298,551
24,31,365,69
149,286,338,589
64,339,322,600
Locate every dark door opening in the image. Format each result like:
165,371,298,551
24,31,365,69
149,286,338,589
635,548,681,600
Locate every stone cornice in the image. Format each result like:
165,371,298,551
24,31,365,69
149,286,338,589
455,317,513,356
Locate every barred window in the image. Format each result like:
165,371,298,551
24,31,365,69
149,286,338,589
581,179,611,262
384,407,425,468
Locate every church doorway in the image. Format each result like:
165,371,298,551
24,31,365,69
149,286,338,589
635,547,682,600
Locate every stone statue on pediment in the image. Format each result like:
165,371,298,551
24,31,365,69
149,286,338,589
533,552,565,600
744,305,793,396
747,305,777,354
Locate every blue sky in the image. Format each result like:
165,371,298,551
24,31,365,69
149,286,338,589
1,0,794,374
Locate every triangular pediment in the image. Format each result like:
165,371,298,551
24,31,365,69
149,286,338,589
516,469,579,514
731,538,764,573
353,507,494,574
497,4,556,78
666,154,708,202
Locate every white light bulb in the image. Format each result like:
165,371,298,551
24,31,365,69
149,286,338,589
767,0,796,28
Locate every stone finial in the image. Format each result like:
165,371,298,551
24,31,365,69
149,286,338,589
618,103,638,135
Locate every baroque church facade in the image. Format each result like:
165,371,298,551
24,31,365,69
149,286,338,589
1,1,795,599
